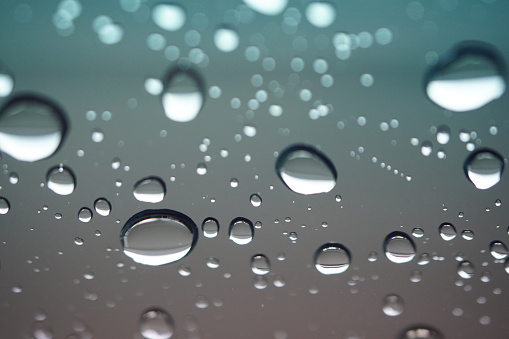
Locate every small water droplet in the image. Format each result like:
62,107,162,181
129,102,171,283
457,260,475,279
94,198,111,216
178,264,191,276
254,275,268,289
368,251,378,262
133,177,166,203
417,253,430,265
32,321,53,339
288,232,298,241
273,275,286,287
229,217,254,245
47,165,76,195
410,270,423,282
213,26,239,52
91,129,104,142
464,148,504,189
0,197,10,214
305,2,336,28
461,229,474,240
152,4,185,31
202,217,219,238
206,257,220,268
400,326,443,339
243,124,257,137
412,228,424,238
314,243,351,274
436,125,451,145
490,241,508,259
384,232,416,264
250,193,262,207
335,194,342,202
78,207,92,222
420,141,433,156
196,163,207,175
439,223,457,241
495,199,502,207
251,254,270,275
243,0,288,16
382,294,405,316
139,308,174,339
74,237,84,246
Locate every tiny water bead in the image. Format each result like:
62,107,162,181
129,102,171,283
425,42,506,112
196,163,207,175
399,327,443,339
457,261,475,279
251,254,270,275
139,308,174,339
250,193,262,207
0,197,10,214
133,177,166,203
46,165,76,196
202,217,219,238
229,217,254,245
94,198,111,216
489,241,508,259
78,207,92,223
420,141,433,156
121,209,198,266
384,232,416,264
464,149,504,190
314,243,351,274
0,95,68,162
438,223,457,241
382,294,405,316
275,144,337,195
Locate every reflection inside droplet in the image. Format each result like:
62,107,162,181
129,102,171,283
314,243,351,274
464,149,504,190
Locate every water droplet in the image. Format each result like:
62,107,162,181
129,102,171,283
213,26,239,52
305,2,336,28
162,66,205,122
133,177,166,203
314,243,351,274
382,294,405,316
178,264,191,276
410,270,423,282
425,43,506,112
254,275,268,289
273,275,286,287
8,172,18,184
436,125,451,144
74,237,84,246
490,241,508,259
335,195,342,202
46,165,75,195
0,95,67,162
78,207,92,222
457,261,475,279
121,209,197,266
464,149,504,189
251,254,270,275
243,124,257,137
32,321,53,339
206,257,220,268
243,0,288,16
384,232,416,264
229,217,254,245
230,178,239,188
94,198,111,216
368,251,378,262
461,229,474,240
276,144,337,195
439,223,457,241
417,253,430,265
0,197,10,214
196,162,207,175
202,217,219,238
495,199,502,206
139,308,174,339
152,4,185,31
289,232,298,241
412,227,424,238
399,327,443,339
420,141,433,156
250,193,262,207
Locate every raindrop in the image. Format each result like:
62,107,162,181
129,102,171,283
152,4,185,31
412,228,424,238
289,232,298,241
47,165,76,196
74,237,84,246
202,217,219,238
399,326,443,339
276,144,337,195
91,129,104,142
425,42,506,112
98,23,123,45
335,195,342,202
273,276,286,287
490,241,508,259
229,217,254,245
78,207,92,223
121,209,198,266
139,308,174,339
94,198,111,217
178,264,191,276
314,243,351,274
243,0,288,16
243,124,257,137
230,178,239,188
368,251,378,262
133,177,166,203
214,26,239,52
420,141,433,156
305,2,336,28
32,321,53,339
250,193,262,207
254,276,268,289
8,172,18,184
269,105,283,117
457,261,475,279
417,253,430,265
0,95,67,162
461,229,474,240
439,223,457,241
410,270,423,282
495,199,502,207
0,197,10,214
0,62,14,97
196,163,207,175
464,148,504,189
251,254,270,275
206,257,220,268
436,125,451,145
384,232,416,264
382,294,405,316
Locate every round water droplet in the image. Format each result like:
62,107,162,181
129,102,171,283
196,162,207,175
439,222,457,241
250,193,262,207
152,4,185,31
420,141,433,157
410,270,423,282
314,243,351,274
133,177,166,203
32,321,53,339
368,251,378,262
243,0,288,15
178,264,191,276
230,178,239,188
457,260,475,279
384,232,416,264
121,209,198,266
94,198,111,216
78,207,92,223
305,2,336,28
229,217,254,245
202,217,219,238
399,326,443,339
162,65,205,122
425,43,506,112
490,241,508,259
0,197,10,214
436,125,451,145
461,229,474,240
254,275,268,289
464,148,504,189
251,254,270,275
0,95,67,162
412,227,424,238
206,257,220,268
382,294,405,316
214,26,239,52
139,308,174,339
276,144,337,195
46,165,76,195
74,237,84,245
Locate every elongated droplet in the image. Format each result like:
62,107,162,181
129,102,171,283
202,217,219,238
162,66,204,122
457,260,475,279
121,209,198,266
439,223,457,241
384,232,416,264
399,327,443,339
243,0,288,15
382,294,405,316
0,197,10,214
251,254,270,275
276,144,337,195
425,43,506,112
0,95,67,162
250,193,262,207
490,241,508,259
78,207,92,223
139,308,174,339
94,198,111,216
133,177,166,203
229,217,254,245
314,243,351,274
47,165,76,195
464,149,504,189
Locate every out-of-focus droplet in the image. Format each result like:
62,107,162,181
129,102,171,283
490,241,508,259
242,0,288,16
202,217,219,238
382,294,405,316
305,2,336,28
47,165,76,196
78,207,92,223
94,198,111,216
8,172,18,184
32,321,53,339
121,209,197,266
399,326,443,339
254,275,268,289
139,308,174,339
410,270,423,282
439,223,457,241
425,43,506,112
314,243,351,274
229,217,254,245
133,177,166,203
251,254,270,275
0,197,10,214
214,26,239,52
418,253,430,265
368,251,378,262
0,95,67,162
250,193,262,207
152,4,185,31
436,125,451,145
457,260,475,279
0,62,14,97
464,149,504,190
420,141,433,156
178,264,191,276
276,144,337,195
384,232,416,264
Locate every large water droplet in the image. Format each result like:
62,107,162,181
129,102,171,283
382,294,405,316
46,165,76,196
152,4,185,31
464,149,504,189
214,26,239,52
251,254,270,275
133,177,166,203
425,43,506,112
242,0,288,16
314,243,351,274
399,327,443,339
121,209,198,266
162,65,205,122
276,144,337,195
384,232,416,264
94,198,111,216
438,222,457,241
490,241,508,259
0,95,67,162
229,217,254,245
202,217,219,238
139,308,174,339
78,207,92,223
457,260,475,279
305,2,336,28
0,197,10,214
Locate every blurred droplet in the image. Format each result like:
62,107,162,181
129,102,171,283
400,326,443,339
384,232,416,264
162,66,204,122
436,125,451,145
420,141,433,156
457,261,475,279
0,62,14,97
243,0,288,16
139,308,174,339
133,177,166,203
152,4,185,31
305,2,336,28
382,294,405,316
214,26,239,52
229,217,254,245
464,149,504,189
47,165,76,196
314,243,351,274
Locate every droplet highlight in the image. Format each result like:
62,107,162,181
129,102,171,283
228,217,254,245
133,177,166,203
46,165,76,196
384,232,416,264
464,149,504,189
382,294,405,316
439,223,457,241
314,243,351,274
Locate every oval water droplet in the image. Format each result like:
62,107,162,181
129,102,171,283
250,193,262,207
436,125,451,145
0,197,10,214
425,43,506,112
202,217,219,238
464,149,504,190
213,26,239,52
228,217,254,245
420,141,433,157
382,294,405,316
46,165,76,196
399,326,443,339
439,223,457,241
411,227,424,238
276,144,337,195
314,243,351,274
251,254,270,275
243,0,288,15
78,207,92,223
94,198,111,216
305,2,336,28
0,95,67,162
461,229,474,240
206,257,220,268
121,209,198,266
133,177,166,203
384,232,416,264
162,66,205,122
490,241,508,259
139,308,174,339
152,4,185,31
457,260,475,279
